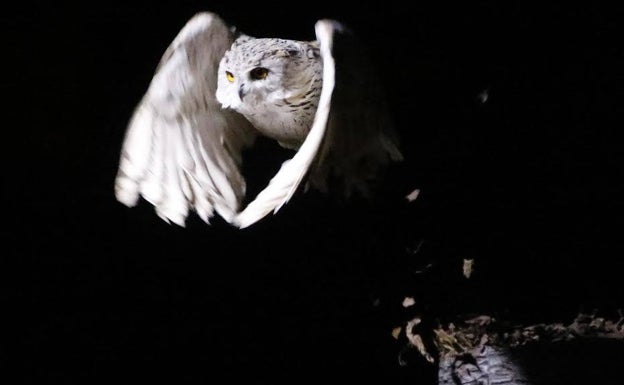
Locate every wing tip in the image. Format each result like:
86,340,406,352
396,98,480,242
233,212,261,229
188,11,219,26
114,177,140,207
314,20,333,42
156,208,187,228
315,19,344,31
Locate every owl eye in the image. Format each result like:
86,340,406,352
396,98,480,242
225,71,235,83
249,67,269,80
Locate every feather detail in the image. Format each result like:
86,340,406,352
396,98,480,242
114,12,256,226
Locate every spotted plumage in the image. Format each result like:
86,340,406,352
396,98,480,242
115,12,402,228
216,37,322,148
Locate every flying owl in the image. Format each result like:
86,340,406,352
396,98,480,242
115,12,402,228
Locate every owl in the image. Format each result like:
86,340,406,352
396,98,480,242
115,12,402,228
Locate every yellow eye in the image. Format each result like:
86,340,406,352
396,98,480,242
225,71,235,83
249,67,269,80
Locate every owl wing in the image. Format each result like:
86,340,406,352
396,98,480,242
115,12,257,226
308,22,403,197
234,20,402,228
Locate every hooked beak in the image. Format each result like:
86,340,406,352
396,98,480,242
238,84,246,100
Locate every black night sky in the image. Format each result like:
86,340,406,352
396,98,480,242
7,2,624,383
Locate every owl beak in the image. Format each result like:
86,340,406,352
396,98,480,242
238,84,246,100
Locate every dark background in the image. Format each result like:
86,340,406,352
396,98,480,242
6,1,624,383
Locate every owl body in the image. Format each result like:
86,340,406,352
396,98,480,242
216,37,322,149
115,13,402,228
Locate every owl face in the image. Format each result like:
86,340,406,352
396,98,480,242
216,38,309,112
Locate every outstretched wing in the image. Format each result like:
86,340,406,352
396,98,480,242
309,21,403,198
234,20,402,228
115,12,256,226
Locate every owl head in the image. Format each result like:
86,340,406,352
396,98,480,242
216,37,316,113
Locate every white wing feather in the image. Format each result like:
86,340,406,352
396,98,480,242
115,13,256,226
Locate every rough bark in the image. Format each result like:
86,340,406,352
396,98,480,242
396,311,624,384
